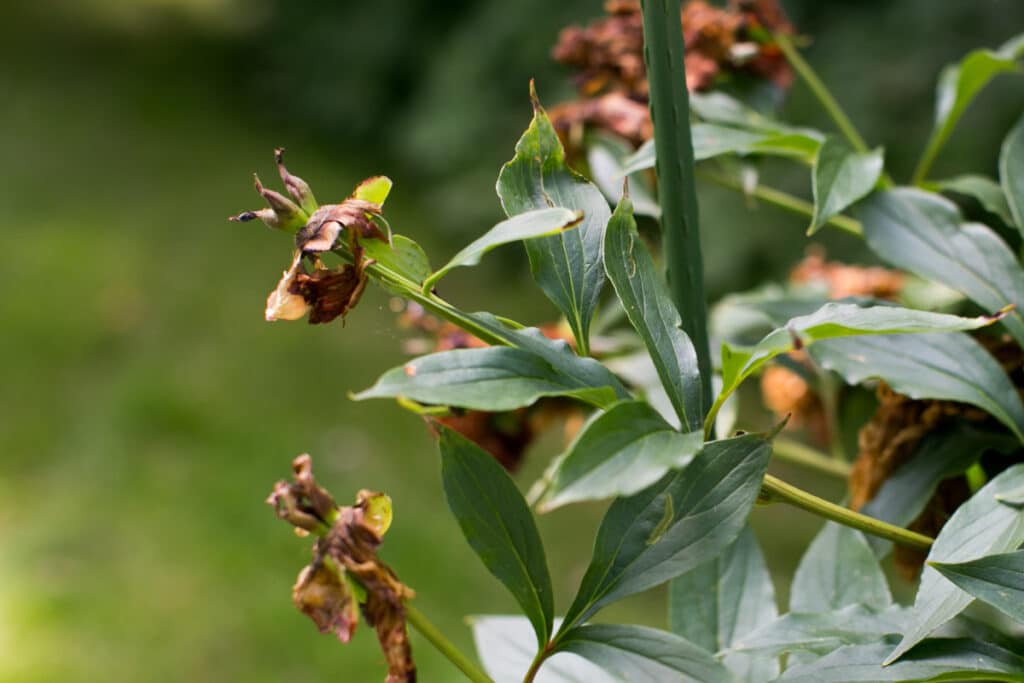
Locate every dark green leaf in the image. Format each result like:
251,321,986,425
439,428,553,647
472,616,616,683
362,234,432,287
496,88,610,354
537,401,702,511
670,526,779,682
560,433,772,630
604,196,702,430
555,624,733,683
810,333,1024,441
423,207,582,290
932,175,1016,227
790,522,892,613
885,463,1024,664
710,302,1000,432
859,188,1024,346
353,346,618,410
809,137,884,235
779,638,1024,682
730,605,906,660
926,34,1024,168
1001,114,1024,232
862,422,1020,557
931,550,1024,625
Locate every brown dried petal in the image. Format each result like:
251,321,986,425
292,559,359,643
265,251,312,322
297,200,386,253
292,263,368,325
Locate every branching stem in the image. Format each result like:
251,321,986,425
406,605,494,683
760,473,934,550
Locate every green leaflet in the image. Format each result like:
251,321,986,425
361,234,433,287
859,188,1024,347
932,550,1024,625
809,137,884,235
585,132,661,219
559,433,772,631
439,428,553,647
554,624,732,683
790,523,892,614
621,124,821,174
354,313,629,411
915,32,1024,182
861,422,1020,557
729,604,907,660
496,86,609,355
810,333,1024,441
885,463,1024,664
353,346,618,410
670,526,779,682
604,196,702,430
931,174,1016,228
537,401,702,512
1000,113,1024,232
707,301,1001,435
423,207,582,291
472,616,616,683
779,638,1024,682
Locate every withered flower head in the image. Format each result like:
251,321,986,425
233,151,394,326
270,455,416,682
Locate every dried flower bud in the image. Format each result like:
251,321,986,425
297,199,386,253
275,148,318,214
229,173,308,233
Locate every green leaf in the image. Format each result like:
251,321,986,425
809,333,1024,441
621,124,821,174
496,87,610,354
689,91,798,132
779,638,1024,682
537,401,701,511
439,428,553,647
809,137,884,235
559,432,772,630
924,34,1024,172
670,526,779,682
354,346,617,410
554,624,733,683
730,605,907,660
585,132,661,219
709,302,1000,434
884,463,1024,664
790,522,892,614
931,174,1016,228
423,207,582,291
472,616,617,683
860,188,1024,347
604,196,702,430
861,422,1020,556
362,234,432,287
932,551,1024,625
1001,114,1024,231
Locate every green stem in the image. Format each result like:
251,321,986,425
697,169,863,236
406,605,494,683
910,127,946,186
760,474,934,550
772,438,851,478
773,32,869,155
641,0,713,415
521,645,552,683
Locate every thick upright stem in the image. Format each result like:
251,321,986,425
640,0,712,414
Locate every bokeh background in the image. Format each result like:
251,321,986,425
3,1,1023,680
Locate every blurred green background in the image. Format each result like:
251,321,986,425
2,1,1022,680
